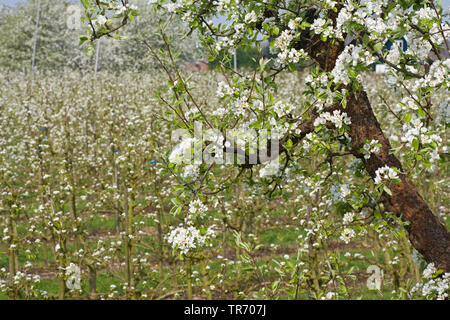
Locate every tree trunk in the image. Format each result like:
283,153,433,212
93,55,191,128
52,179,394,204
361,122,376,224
303,36,450,272
345,90,450,272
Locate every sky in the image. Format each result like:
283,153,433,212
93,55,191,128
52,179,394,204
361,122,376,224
0,0,23,6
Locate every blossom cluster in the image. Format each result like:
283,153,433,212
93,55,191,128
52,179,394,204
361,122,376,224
361,139,381,160
396,96,420,112
216,80,234,98
302,132,320,151
273,29,308,67
410,263,450,300
259,158,281,178
310,17,327,35
305,72,329,89
412,7,439,25
182,164,200,179
95,2,138,26
313,110,352,129
166,225,216,255
436,98,450,125
331,45,376,85
169,137,198,164
330,184,351,202
188,199,208,219
343,212,355,225
340,228,356,244
424,59,450,88
374,165,400,185
405,32,433,61
401,118,442,150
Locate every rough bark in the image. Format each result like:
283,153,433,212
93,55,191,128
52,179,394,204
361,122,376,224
304,35,450,272
345,90,450,272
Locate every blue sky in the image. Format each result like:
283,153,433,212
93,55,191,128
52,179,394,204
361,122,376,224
0,0,21,6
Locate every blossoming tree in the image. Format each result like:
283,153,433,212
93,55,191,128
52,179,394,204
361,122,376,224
80,0,449,274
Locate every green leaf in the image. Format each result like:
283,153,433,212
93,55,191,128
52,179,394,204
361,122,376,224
79,36,88,46
288,63,296,72
412,138,419,151
250,121,261,129
404,113,412,123
83,41,95,56
272,280,280,291
300,21,310,30
374,42,383,52
272,26,279,36
285,139,293,148
417,108,426,118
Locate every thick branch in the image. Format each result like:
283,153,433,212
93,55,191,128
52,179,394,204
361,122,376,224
302,29,450,271
345,90,450,271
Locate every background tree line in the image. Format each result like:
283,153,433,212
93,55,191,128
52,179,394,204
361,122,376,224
0,0,200,73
